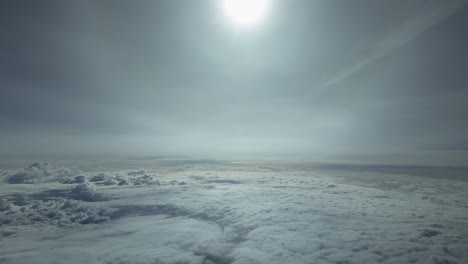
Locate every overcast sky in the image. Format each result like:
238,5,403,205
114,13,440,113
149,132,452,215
1,0,468,164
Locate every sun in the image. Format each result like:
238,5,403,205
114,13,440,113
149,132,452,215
222,0,269,27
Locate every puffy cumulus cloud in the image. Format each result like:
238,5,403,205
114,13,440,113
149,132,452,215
89,171,160,186
70,183,106,202
0,198,112,228
3,162,79,184
63,175,87,184
127,168,146,176
1,163,163,187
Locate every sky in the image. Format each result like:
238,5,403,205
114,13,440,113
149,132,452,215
1,0,468,165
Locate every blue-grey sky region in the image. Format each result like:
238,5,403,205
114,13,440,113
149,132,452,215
1,0,468,165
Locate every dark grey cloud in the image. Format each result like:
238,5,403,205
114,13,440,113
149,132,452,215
1,0,467,164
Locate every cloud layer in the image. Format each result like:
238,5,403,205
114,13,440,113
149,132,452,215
1,161,467,264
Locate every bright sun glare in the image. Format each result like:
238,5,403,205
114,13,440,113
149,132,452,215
222,0,269,27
